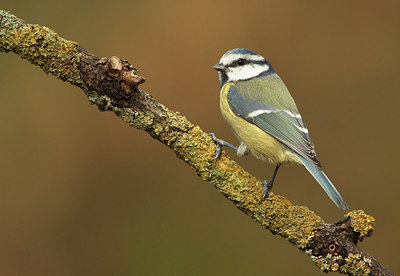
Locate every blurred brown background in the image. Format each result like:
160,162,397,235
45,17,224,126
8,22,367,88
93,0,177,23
1,0,399,275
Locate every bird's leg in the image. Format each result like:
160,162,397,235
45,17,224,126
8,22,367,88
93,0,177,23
261,164,281,201
208,133,238,161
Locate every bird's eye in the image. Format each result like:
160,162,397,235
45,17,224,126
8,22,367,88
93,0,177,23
237,58,245,66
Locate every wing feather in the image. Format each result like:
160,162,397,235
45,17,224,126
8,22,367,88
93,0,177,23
227,84,321,167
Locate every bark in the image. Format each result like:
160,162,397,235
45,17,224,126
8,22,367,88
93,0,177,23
0,10,392,276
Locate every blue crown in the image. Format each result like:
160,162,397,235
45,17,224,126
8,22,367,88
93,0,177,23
225,48,258,56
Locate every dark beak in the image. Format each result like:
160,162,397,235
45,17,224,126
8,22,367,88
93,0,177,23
213,63,225,71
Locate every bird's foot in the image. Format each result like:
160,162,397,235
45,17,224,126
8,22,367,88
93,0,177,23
208,133,237,162
260,179,273,201
209,133,222,161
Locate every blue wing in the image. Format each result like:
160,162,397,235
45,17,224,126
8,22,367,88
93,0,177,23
227,84,321,167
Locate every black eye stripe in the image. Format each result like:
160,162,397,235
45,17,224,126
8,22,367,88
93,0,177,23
226,59,268,68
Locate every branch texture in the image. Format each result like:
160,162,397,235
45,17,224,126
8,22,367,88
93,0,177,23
0,10,392,276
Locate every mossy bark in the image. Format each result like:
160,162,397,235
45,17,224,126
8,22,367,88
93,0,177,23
0,10,392,276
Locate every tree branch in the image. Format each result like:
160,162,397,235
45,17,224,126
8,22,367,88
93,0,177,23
0,10,392,275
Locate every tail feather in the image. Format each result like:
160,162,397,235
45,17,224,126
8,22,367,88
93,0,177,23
298,156,348,211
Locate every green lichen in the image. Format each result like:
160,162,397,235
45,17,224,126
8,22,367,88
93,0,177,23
1,10,354,268
308,251,372,275
87,91,100,104
308,251,331,272
340,253,371,276
0,10,83,87
258,199,325,248
346,210,375,240
90,94,114,112
0,10,23,30
173,125,213,167
306,250,345,272
113,107,135,125
87,91,155,131
131,111,155,130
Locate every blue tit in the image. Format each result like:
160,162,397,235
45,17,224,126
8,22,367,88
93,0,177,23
211,48,348,211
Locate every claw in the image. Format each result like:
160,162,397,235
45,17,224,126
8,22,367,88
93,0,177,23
259,164,281,202
210,143,222,161
209,133,222,161
208,133,239,162
260,180,273,201
208,133,238,162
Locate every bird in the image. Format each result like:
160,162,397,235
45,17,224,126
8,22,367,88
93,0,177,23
210,48,348,211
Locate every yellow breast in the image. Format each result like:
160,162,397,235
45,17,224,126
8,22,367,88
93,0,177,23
220,83,301,165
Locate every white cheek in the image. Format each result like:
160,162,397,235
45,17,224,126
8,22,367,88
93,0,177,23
226,64,269,81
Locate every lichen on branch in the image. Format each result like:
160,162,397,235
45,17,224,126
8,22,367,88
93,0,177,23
0,10,392,276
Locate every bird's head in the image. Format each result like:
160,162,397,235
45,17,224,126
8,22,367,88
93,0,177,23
213,48,274,87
